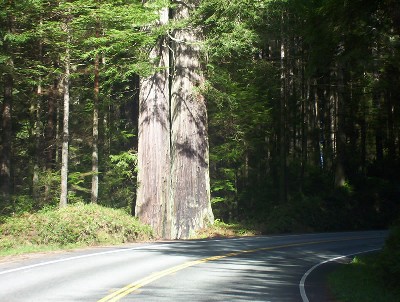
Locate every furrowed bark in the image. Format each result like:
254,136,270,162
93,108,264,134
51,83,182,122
136,8,172,238
170,2,214,238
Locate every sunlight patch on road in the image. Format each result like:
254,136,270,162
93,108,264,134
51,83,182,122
98,236,379,302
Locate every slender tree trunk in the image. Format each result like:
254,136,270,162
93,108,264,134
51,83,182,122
60,20,71,208
46,74,57,168
32,35,43,204
360,96,367,175
32,81,42,204
387,92,395,161
300,50,308,192
1,73,13,208
0,7,14,208
169,2,214,238
44,79,57,203
136,7,172,238
374,92,384,163
91,53,100,203
279,22,287,203
334,66,346,188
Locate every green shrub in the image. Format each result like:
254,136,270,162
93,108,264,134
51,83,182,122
329,254,400,302
100,150,138,210
379,224,400,289
263,195,328,233
0,203,153,252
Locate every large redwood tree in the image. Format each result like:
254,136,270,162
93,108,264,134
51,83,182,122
136,1,214,239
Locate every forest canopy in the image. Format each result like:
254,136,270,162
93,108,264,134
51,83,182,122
1,0,399,235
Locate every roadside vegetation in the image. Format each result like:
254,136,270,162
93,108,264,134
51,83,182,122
0,203,262,257
193,219,260,239
0,203,153,257
329,224,400,302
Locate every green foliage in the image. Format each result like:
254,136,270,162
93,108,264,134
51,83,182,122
0,203,152,254
379,224,400,289
1,0,400,236
329,254,400,302
100,150,138,210
110,149,138,180
198,0,400,232
263,195,328,233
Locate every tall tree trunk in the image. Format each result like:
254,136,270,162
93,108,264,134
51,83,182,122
170,2,214,238
136,3,214,239
32,81,42,204
334,66,346,188
278,21,287,203
91,53,99,203
32,35,43,205
0,6,14,209
387,92,395,161
360,96,367,175
1,73,13,208
46,76,57,168
374,92,384,163
60,20,71,208
136,7,172,238
44,78,58,203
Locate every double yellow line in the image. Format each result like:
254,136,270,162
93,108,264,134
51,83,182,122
98,251,245,302
98,236,377,301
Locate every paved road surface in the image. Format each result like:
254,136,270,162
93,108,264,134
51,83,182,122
0,230,387,301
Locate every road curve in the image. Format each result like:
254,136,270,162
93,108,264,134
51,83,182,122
0,230,387,301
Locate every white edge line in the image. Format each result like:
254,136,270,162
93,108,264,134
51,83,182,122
0,244,165,276
299,248,381,302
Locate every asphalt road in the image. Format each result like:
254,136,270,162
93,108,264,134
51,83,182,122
0,230,387,302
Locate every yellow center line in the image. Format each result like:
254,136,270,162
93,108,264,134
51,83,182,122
98,236,379,302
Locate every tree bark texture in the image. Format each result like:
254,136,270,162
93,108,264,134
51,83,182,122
136,3,214,239
170,2,214,238
91,53,100,204
136,8,172,238
59,21,71,208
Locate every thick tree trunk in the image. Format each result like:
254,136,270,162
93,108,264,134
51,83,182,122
136,8,172,238
60,22,71,208
136,3,214,239
170,3,214,238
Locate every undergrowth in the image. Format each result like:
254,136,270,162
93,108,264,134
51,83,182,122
329,253,400,302
0,203,152,256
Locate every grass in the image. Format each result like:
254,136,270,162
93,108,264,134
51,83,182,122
328,254,400,302
0,205,261,258
0,203,153,257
